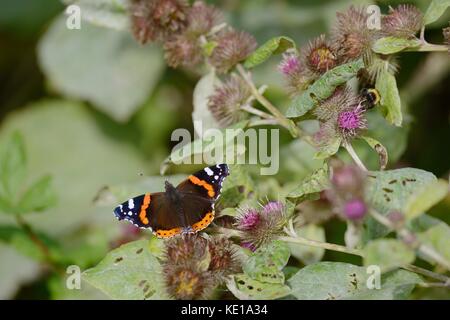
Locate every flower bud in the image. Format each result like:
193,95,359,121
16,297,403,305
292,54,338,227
343,198,367,220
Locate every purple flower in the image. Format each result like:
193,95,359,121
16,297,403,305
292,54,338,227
261,201,284,216
278,53,302,76
237,209,260,231
337,103,367,138
343,198,367,220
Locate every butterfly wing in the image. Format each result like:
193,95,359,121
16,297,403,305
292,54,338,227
176,164,229,201
113,192,184,238
175,164,229,232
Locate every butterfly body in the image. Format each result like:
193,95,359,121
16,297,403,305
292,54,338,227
114,164,229,238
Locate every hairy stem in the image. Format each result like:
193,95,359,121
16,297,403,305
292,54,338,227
236,64,300,138
343,141,368,171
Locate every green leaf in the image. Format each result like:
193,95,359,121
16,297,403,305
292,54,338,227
375,68,402,126
0,100,148,235
243,241,290,284
364,168,437,239
287,163,329,202
192,70,221,136
0,132,26,199
285,59,364,118
417,223,450,264
372,37,420,54
288,262,421,300
404,179,448,221
314,137,342,160
360,136,388,170
227,274,291,300
62,0,130,30
16,175,57,215
38,16,164,122
244,36,295,69
423,0,450,25
0,226,63,262
363,239,415,273
288,224,326,265
83,240,169,300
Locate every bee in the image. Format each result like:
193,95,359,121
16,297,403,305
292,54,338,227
361,88,381,110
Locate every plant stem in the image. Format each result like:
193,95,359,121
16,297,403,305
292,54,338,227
405,43,448,52
248,119,280,127
16,215,53,265
236,64,300,138
369,209,450,271
278,235,363,257
403,264,450,283
241,105,274,119
343,141,367,171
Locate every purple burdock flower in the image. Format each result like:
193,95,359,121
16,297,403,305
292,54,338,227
237,209,260,231
278,53,302,76
337,103,367,139
343,198,367,220
261,201,285,216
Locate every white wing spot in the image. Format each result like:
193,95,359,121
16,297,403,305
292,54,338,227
128,199,134,209
214,175,219,180
128,211,133,216
204,167,214,176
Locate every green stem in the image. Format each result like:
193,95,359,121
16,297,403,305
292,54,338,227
343,141,368,171
236,64,300,138
405,43,448,52
278,235,362,256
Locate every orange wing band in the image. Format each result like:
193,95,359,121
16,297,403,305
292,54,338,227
139,193,151,225
188,175,215,198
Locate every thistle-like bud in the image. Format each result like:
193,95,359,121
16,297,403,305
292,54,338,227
343,198,367,220
331,6,375,62
313,86,358,121
208,75,251,127
382,5,423,39
131,0,189,44
163,33,203,68
210,29,257,73
236,201,288,249
302,35,338,74
278,52,310,96
327,162,369,221
162,234,240,299
186,1,223,37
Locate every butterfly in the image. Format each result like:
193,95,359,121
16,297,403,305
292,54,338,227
113,164,229,238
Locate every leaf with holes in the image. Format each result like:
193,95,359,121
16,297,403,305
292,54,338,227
83,240,169,300
285,59,364,118
360,136,388,170
226,274,291,300
287,163,329,202
244,36,296,69
243,241,290,284
364,168,437,239
288,262,421,300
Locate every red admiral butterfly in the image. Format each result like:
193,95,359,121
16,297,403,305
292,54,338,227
114,164,229,238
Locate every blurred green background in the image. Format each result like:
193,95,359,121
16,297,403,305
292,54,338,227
0,0,449,299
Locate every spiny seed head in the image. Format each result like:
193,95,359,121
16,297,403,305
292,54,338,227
237,201,288,249
208,75,251,127
131,0,189,44
164,267,214,300
383,5,423,39
210,29,257,73
343,198,367,220
332,6,375,62
164,234,208,265
164,33,203,68
186,1,223,36
208,237,240,278
313,86,358,121
302,35,338,74
278,52,310,96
